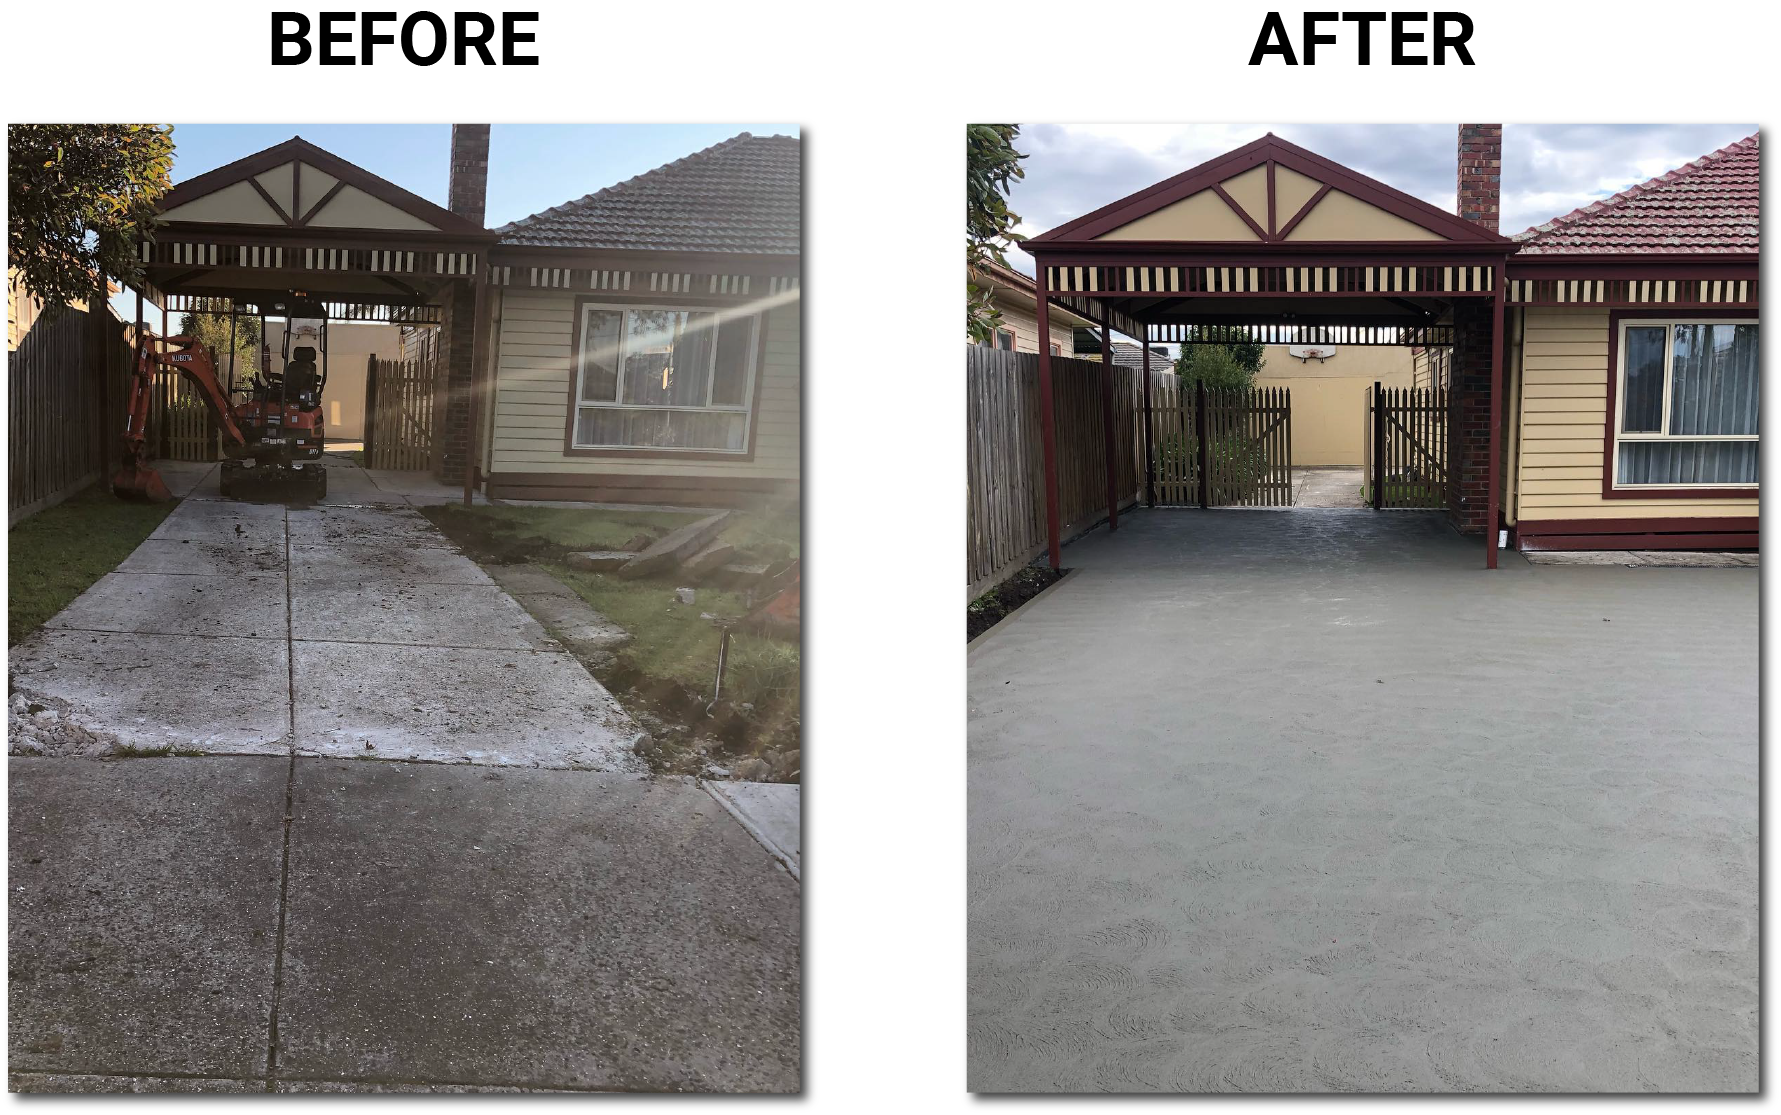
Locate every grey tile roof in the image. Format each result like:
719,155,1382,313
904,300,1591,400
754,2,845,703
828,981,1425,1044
495,133,800,255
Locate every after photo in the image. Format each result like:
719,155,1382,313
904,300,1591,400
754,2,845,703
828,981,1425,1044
966,122,1757,1092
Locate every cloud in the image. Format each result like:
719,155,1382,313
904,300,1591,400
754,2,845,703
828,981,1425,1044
1003,122,1756,273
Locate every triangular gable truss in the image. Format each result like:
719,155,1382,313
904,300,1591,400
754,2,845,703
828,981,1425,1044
155,137,485,236
1032,134,1514,247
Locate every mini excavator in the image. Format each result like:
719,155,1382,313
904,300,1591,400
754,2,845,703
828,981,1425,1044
113,302,329,501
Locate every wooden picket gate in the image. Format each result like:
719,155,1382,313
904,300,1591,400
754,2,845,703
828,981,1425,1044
152,367,220,461
364,344,438,471
1146,382,1293,507
1366,382,1449,509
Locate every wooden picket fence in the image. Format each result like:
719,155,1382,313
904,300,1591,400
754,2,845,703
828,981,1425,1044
1145,382,1293,507
965,346,1146,599
8,304,134,523
1366,382,1449,509
364,346,438,471
152,367,220,461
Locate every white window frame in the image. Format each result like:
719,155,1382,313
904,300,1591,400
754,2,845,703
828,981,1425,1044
1612,315,1759,491
571,301,761,454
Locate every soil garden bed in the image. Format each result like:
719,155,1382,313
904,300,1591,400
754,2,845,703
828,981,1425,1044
968,564,1066,642
421,504,800,780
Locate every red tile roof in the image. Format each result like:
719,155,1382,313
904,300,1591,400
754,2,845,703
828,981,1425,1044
1515,133,1758,255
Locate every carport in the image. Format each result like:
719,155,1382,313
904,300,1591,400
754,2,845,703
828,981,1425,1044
1024,134,1518,567
126,136,497,501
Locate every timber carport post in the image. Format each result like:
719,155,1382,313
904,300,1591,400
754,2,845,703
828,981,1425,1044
1023,131,1518,570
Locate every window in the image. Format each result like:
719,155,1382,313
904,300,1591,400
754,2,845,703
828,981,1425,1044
572,303,760,453
994,328,1015,351
1613,318,1758,489
1049,342,1061,356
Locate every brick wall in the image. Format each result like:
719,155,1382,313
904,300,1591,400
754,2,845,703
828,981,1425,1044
434,125,490,481
1446,301,1493,533
1457,124,1502,233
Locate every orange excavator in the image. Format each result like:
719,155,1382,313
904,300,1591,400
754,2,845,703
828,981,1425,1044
114,306,329,501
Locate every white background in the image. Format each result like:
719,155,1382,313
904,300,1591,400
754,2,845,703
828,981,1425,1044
1,0,1776,1110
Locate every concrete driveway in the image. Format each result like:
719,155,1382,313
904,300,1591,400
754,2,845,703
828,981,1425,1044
968,509,1755,1093
10,457,641,768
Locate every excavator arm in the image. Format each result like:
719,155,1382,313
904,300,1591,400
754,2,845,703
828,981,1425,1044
113,335,249,500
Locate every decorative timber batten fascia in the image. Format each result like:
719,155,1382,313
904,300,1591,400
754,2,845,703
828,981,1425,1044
1040,260,1500,297
141,235,481,278
1502,255,1759,307
155,291,444,325
484,260,801,299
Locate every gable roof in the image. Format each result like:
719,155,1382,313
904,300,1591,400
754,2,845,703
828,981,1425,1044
154,136,487,237
1032,133,1514,247
496,133,800,255
1515,133,1758,255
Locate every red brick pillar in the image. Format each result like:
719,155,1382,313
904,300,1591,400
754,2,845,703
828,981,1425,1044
435,125,490,481
1457,124,1502,233
1447,300,1493,533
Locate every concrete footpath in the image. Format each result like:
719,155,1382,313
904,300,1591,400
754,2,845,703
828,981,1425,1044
10,757,800,1092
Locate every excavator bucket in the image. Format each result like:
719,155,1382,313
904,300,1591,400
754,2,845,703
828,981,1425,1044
112,458,172,502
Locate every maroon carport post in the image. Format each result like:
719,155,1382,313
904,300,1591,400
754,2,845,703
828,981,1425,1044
1033,263,1062,568
1099,304,1118,532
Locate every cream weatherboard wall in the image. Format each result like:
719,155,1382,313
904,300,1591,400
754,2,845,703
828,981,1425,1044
986,295,1080,357
486,288,799,487
1510,305,1757,524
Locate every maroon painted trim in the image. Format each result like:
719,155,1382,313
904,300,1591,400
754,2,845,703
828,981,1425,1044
1265,161,1277,238
1509,254,1757,274
1601,308,1760,500
560,293,770,462
1519,532,1757,552
1274,184,1332,241
1098,302,1118,532
297,180,348,226
1486,280,1505,568
246,178,295,226
1032,133,1515,246
157,136,487,236
1517,515,1757,536
154,221,495,247
1032,242,1512,262
1211,183,1270,242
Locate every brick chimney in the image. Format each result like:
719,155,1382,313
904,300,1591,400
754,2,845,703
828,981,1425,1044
448,124,490,225
1457,124,1502,232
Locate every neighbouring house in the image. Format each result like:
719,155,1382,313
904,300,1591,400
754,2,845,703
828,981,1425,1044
1253,344,1414,466
264,320,404,442
972,260,1088,355
1071,331,1168,369
479,132,801,506
1501,133,1758,551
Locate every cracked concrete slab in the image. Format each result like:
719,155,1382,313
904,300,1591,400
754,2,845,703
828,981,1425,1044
45,572,287,640
9,631,290,756
288,505,446,549
489,565,629,651
8,757,286,1078
290,581,552,650
275,761,800,1092
292,641,645,768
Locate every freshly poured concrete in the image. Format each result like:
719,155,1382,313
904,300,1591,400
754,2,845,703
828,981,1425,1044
968,509,1756,1093
10,470,643,770
706,781,801,878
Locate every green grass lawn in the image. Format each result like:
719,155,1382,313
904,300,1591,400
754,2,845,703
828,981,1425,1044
8,483,177,644
420,501,800,729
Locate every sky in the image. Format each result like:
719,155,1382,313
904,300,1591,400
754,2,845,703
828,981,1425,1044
115,123,797,321
1001,123,1758,277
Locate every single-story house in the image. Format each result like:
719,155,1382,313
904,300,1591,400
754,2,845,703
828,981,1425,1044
480,132,801,506
1501,133,1758,551
971,260,1088,355
1017,126,1758,564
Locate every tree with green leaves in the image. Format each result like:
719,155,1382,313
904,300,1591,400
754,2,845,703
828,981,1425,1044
966,124,1028,343
178,304,262,391
8,125,174,318
1174,327,1267,390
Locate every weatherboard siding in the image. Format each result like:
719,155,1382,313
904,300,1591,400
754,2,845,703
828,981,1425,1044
488,289,799,480
1512,305,1756,521
987,297,1078,357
